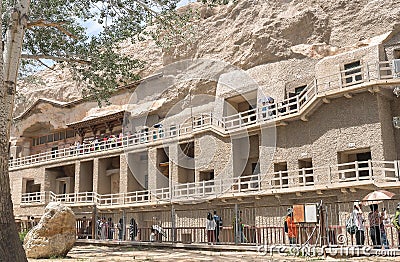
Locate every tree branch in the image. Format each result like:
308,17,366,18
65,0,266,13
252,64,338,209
26,19,78,39
21,54,90,64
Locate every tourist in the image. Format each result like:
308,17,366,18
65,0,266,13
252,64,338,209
108,217,115,240
392,203,400,248
117,218,124,241
381,207,390,249
368,204,382,248
150,228,157,242
285,207,297,245
129,218,138,241
213,210,223,243
100,217,108,240
206,212,216,245
74,141,81,155
232,210,247,243
352,201,365,246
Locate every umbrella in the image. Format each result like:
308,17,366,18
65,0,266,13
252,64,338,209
362,190,395,206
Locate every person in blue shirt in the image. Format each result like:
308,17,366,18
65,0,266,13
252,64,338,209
213,210,223,243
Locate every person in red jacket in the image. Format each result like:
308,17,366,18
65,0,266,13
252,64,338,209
286,208,298,245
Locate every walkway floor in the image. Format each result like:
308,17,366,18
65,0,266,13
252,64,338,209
27,244,400,262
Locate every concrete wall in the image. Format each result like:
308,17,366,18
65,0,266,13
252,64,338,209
263,92,384,184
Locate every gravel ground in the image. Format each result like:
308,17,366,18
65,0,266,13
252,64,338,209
27,245,400,262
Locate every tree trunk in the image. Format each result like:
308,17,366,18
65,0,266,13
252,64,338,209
0,0,31,261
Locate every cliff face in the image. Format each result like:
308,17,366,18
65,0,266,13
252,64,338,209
15,0,400,116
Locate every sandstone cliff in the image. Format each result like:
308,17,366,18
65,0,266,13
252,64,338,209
15,0,400,116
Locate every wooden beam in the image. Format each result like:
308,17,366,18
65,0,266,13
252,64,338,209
322,97,330,104
344,93,353,99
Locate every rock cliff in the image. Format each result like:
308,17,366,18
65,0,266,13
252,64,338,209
15,0,400,116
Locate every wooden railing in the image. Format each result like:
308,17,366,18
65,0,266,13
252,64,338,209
21,160,400,206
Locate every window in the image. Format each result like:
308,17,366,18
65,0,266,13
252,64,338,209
394,49,400,59
47,134,54,143
294,85,307,95
60,131,65,140
66,129,75,138
54,132,60,141
39,136,47,144
344,61,362,84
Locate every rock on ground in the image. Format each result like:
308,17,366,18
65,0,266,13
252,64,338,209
23,202,76,259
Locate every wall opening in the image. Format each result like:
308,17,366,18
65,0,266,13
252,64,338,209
338,148,371,179
199,170,214,181
79,160,94,192
177,142,195,183
98,156,120,194
298,158,314,185
45,164,75,194
273,162,288,188
127,152,148,192
224,90,257,118
343,61,362,85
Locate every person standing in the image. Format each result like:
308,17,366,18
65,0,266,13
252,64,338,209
285,208,297,245
129,218,138,241
100,217,108,240
117,218,124,241
368,204,382,248
213,210,223,243
206,212,216,245
108,217,115,240
392,202,400,249
352,201,365,246
381,207,390,249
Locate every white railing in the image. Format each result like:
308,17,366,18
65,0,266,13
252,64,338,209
21,191,46,204
10,60,400,169
21,160,400,206
222,61,398,131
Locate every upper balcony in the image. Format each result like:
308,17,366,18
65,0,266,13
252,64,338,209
9,59,400,170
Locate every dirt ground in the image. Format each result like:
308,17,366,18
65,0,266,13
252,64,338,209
26,245,400,262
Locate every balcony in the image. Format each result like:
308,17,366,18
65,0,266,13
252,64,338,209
20,160,400,207
9,60,400,169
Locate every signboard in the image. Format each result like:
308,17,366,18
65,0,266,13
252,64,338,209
293,204,305,223
292,204,318,223
304,204,318,223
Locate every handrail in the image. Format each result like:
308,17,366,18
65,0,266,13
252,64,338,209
10,60,400,169
20,160,400,206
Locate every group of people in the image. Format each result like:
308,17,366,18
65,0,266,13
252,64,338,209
350,201,400,249
206,211,223,245
95,217,138,241
72,133,125,154
96,217,116,240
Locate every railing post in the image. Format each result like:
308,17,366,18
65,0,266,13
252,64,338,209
279,171,283,188
395,160,400,181
377,62,381,80
314,78,318,94
355,161,359,181
368,160,373,180
366,63,370,81
339,70,343,89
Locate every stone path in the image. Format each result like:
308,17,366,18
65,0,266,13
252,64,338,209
27,245,400,261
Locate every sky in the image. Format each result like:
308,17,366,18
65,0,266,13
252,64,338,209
83,0,196,37
36,0,196,71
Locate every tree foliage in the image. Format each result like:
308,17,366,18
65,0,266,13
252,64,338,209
2,0,236,105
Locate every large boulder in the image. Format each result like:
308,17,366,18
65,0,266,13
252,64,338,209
23,202,76,258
